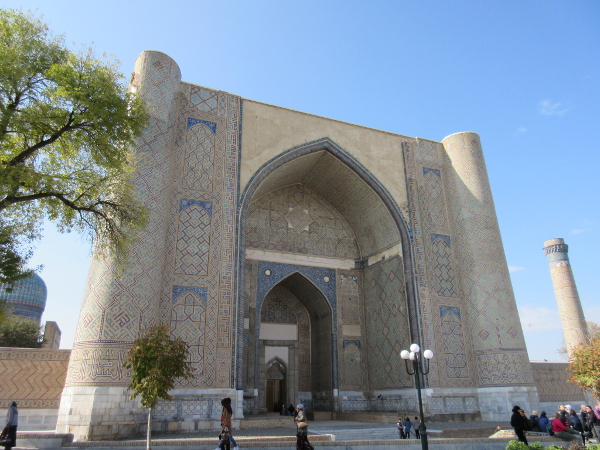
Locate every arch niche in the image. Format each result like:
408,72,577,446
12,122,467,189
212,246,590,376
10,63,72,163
236,138,418,413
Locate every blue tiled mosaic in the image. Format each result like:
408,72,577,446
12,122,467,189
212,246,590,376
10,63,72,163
172,285,208,303
179,199,212,215
187,117,217,133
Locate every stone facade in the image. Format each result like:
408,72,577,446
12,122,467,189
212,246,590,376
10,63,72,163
58,51,545,438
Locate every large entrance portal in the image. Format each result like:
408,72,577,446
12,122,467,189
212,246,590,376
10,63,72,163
239,141,415,415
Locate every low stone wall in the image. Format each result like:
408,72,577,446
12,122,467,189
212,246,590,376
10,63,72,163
0,347,70,430
14,434,569,450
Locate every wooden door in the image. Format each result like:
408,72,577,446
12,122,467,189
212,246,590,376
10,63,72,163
266,380,274,412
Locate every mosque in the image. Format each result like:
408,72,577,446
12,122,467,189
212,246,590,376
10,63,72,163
0,50,588,439
0,273,61,349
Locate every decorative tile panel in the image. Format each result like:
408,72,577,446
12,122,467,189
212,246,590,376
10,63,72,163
439,306,467,378
363,257,412,389
174,201,212,276
246,185,359,259
428,234,457,297
261,297,297,323
182,121,215,192
421,168,447,227
171,286,207,376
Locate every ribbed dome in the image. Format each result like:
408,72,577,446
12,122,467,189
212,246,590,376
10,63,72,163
0,273,47,323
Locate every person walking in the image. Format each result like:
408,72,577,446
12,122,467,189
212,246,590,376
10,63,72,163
412,416,421,439
288,404,295,417
220,398,239,450
1,401,17,450
510,405,529,446
295,404,314,450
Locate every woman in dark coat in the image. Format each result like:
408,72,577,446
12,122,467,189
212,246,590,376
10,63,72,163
511,405,528,446
2,401,18,450
295,404,313,450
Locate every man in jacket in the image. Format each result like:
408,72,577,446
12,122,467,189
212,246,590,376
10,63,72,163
2,401,17,450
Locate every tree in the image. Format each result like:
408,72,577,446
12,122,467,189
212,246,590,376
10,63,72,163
558,321,600,356
568,335,600,401
123,325,194,450
0,9,149,284
0,224,33,285
0,314,45,348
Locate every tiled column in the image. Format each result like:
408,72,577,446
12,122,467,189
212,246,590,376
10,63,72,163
56,51,181,440
442,132,538,419
543,238,588,355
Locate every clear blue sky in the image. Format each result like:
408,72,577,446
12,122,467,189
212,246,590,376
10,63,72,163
4,0,599,361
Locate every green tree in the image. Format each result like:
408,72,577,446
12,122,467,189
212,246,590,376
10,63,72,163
123,325,194,450
0,224,33,285
568,335,600,401
0,9,149,284
0,314,45,348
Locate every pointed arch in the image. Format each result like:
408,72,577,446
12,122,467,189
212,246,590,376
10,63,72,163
234,137,420,391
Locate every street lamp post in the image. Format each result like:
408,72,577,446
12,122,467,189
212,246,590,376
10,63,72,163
400,344,433,450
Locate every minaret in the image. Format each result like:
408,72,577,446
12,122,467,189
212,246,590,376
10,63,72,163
543,238,588,355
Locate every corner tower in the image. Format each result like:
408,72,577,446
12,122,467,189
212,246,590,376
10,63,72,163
442,132,537,419
57,51,182,440
543,238,588,355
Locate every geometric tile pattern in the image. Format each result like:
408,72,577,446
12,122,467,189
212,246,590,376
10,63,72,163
439,306,468,378
341,342,362,389
429,234,457,297
158,84,241,389
174,201,212,275
337,271,367,390
339,273,361,326
190,86,218,114
363,257,412,389
183,121,215,192
170,287,207,378
0,348,71,409
531,362,585,402
421,168,447,227
415,139,439,162
246,184,359,259
261,296,297,323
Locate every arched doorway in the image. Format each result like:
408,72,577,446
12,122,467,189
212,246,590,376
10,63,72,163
265,357,286,412
256,272,334,412
236,138,417,413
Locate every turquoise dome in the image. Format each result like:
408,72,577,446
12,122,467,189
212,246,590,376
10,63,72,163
0,273,47,323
